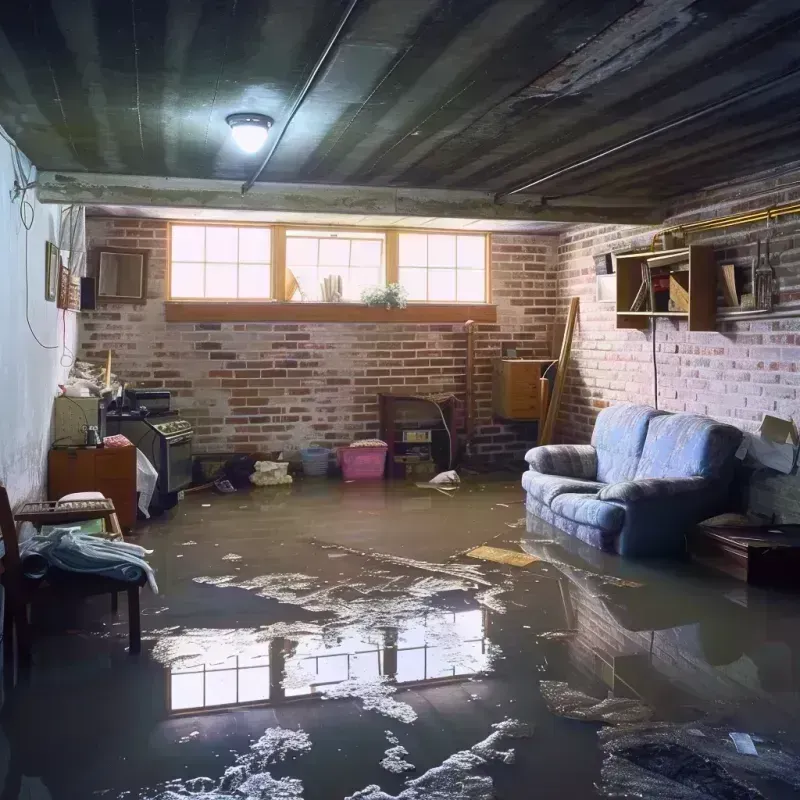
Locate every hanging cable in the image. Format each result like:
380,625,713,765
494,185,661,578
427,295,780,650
651,317,658,410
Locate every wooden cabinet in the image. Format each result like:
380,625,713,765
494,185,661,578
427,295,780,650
48,446,137,530
492,359,552,421
615,245,716,331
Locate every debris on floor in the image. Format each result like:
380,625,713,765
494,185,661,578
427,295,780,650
599,723,800,798
466,545,538,568
540,681,653,725
345,718,532,800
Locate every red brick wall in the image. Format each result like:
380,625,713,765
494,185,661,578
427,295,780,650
80,219,556,458
555,175,800,444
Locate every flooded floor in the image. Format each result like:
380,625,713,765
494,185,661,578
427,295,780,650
2,476,800,799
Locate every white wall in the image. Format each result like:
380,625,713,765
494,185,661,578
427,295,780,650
0,130,77,506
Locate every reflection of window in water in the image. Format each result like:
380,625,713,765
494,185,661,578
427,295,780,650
285,633,384,698
170,652,270,711
396,609,487,682
167,609,488,712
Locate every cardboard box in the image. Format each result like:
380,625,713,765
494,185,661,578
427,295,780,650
742,415,799,474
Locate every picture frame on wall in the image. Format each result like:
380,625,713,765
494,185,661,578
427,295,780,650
45,241,59,301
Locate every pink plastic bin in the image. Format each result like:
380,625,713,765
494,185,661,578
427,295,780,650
337,446,387,480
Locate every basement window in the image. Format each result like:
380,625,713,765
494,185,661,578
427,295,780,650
286,229,385,301
170,224,272,299
398,232,487,303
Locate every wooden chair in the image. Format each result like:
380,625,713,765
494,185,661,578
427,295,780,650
0,486,145,668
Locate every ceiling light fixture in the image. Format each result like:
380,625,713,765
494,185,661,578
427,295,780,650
226,113,273,154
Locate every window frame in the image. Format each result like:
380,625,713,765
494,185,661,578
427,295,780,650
168,221,274,301
166,222,494,323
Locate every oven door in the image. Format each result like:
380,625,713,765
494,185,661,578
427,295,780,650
161,433,193,493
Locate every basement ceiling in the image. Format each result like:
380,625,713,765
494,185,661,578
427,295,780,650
2,0,800,206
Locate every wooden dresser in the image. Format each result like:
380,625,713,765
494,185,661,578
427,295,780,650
48,445,137,530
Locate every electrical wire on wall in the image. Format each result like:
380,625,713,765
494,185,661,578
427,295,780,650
651,317,658,410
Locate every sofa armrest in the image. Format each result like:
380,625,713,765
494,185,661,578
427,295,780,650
597,476,708,503
525,445,597,479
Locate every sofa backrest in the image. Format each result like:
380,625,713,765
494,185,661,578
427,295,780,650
591,404,665,484
634,413,743,480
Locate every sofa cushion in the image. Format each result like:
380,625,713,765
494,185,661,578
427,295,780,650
634,413,743,480
524,444,597,479
522,470,605,506
525,497,612,551
591,404,665,484
549,492,625,533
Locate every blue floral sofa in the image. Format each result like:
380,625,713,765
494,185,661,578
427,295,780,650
522,404,743,557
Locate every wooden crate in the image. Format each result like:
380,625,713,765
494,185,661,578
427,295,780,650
492,359,551,421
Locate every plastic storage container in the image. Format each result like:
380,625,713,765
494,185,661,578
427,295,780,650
338,445,388,480
300,447,331,477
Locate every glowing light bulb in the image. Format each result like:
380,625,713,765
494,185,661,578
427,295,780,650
226,114,273,154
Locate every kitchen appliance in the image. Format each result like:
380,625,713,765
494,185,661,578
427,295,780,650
124,388,171,415
54,397,107,447
108,411,193,501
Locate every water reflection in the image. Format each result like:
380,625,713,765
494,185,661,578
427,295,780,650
167,605,491,713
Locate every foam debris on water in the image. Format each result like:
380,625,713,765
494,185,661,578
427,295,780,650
381,746,416,774
345,718,532,800
319,677,418,724
474,586,508,614
537,630,578,640
540,681,653,725
313,542,492,586
221,553,243,561
385,731,400,745
135,727,311,799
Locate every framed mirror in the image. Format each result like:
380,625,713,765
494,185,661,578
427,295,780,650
94,247,148,304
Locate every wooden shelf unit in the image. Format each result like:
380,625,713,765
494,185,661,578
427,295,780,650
615,245,716,331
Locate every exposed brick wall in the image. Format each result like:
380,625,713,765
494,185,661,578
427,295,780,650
555,172,800,520
79,219,556,458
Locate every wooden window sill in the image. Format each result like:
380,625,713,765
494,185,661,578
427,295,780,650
164,301,497,324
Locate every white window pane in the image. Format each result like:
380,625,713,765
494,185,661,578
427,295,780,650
171,672,204,710
171,262,204,298
351,239,382,267
426,647,455,679
239,264,271,298
319,238,350,267
205,670,237,707
238,667,270,703
428,235,456,267
239,228,271,263
453,609,484,639
316,654,349,684
399,267,427,301
206,226,238,262
457,270,485,302
454,640,485,675
350,651,381,681
399,234,427,267
396,649,426,683
206,263,237,298
291,266,319,300
429,269,456,301
347,267,380,300
171,226,204,261
287,237,318,265
457,236,484,269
